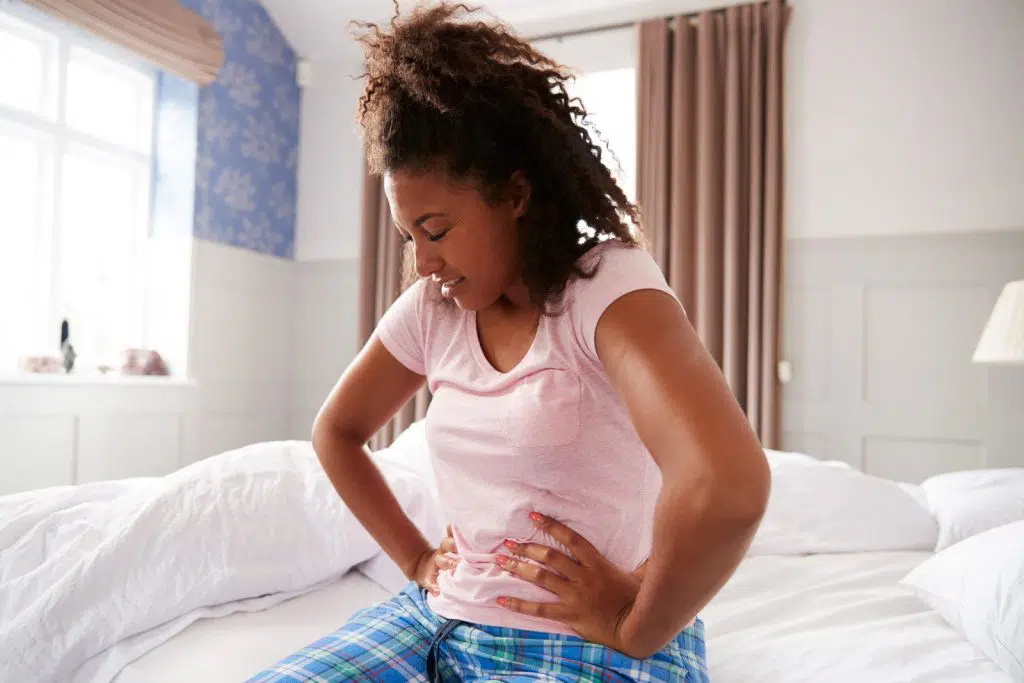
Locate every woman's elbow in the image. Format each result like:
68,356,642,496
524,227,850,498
310,407,355,458
727,447,771,526
697,446,771,528
739,451,771,524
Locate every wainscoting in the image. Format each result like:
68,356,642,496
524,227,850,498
781,229,1024,482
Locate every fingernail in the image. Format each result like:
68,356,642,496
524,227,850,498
529,512,544,524
497,597,509,607
495,555,509,565
503,540,518,551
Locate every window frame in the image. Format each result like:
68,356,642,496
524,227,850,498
0,4,157,370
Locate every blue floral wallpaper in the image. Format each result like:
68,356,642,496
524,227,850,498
179,0,301,259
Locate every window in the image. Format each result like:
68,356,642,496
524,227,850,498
535,28,638,240
570,67,637,203
0,8,156,373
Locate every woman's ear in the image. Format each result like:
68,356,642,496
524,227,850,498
507,170,531,219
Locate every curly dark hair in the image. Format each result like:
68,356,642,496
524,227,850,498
352,2,641,310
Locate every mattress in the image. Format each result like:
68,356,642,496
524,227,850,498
112,553,1012,683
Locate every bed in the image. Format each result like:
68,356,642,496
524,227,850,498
109,551,1014,683
3,424,1022,683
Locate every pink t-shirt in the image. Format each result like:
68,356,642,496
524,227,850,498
374,240,678,635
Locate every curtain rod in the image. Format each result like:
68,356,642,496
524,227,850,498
526,1,778,42
528,20,637,43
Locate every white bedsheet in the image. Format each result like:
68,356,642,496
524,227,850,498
701,552,1012,683
110,553,1012,683
112,571,393,683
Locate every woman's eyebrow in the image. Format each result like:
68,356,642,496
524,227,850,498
413,212,446,227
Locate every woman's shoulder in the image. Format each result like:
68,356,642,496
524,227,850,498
561,239,676,360
568,239,668,300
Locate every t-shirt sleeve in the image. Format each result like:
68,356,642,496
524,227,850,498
571,242,679,361
373,279,427,376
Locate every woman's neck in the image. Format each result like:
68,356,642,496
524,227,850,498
495,279,534,314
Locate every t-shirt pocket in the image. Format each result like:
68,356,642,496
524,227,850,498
504,368,581,448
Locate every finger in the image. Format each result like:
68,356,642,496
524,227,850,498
503,540,580,580
434,553,459,571
529,513,600,566
496,596,569,621
439,536,458,554
495,554,571,595
426,567,441,596
447,524,454,537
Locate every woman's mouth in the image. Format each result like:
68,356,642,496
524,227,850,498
440,277,465,298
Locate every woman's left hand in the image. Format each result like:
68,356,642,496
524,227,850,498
494,512,645,657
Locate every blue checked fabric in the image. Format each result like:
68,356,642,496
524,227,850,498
246,583,709,682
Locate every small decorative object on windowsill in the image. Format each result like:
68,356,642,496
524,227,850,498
120,348,170,376
18,355,63,374
60,318,76,374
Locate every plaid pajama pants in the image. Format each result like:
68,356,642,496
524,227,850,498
247,583,709,682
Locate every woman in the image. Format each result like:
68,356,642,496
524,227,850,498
251,3,769,681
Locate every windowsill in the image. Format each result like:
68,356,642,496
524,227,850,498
0,372,198,388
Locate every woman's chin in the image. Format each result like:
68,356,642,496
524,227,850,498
451,294,479,311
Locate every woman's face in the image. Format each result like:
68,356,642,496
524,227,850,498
384,167,529,311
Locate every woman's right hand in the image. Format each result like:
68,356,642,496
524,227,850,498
410,525,459,595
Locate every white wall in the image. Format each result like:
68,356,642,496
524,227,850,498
295,60,366,262
288,59,367,438
185,241,295,455
0,240,295,494
533,25,636,72
290,260,361,439
786,0,1024,239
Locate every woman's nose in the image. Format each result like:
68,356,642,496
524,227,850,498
414,243,443,279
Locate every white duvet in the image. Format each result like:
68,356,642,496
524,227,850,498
0,440,443,683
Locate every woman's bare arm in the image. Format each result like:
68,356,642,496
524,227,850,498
594,289,771,657
311,336,432,580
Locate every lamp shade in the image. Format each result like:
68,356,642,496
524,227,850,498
973,280,1024,365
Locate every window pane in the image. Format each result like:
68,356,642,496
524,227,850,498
571,68,637,202
0,19,48,115
65,46,154,151
0,130,46,367
57,148,148,366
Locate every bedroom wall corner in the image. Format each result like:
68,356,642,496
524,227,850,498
289,258,362,440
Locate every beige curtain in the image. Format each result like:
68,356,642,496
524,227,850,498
636,0,789,448
23,0,223,85
359,159,431,450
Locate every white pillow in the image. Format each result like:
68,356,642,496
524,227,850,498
901,520,1024,680
749,454,938,555
921,468,1024,551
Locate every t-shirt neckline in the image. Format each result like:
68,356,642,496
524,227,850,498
466,309,544,376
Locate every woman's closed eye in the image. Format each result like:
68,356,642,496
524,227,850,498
396,226,450,243
425,227,450,242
